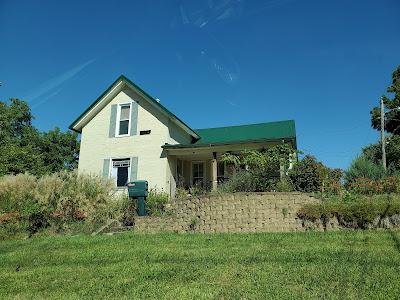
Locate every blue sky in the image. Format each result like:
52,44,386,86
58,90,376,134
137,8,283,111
0,0,399,169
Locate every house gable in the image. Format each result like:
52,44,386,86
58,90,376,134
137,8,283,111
69,75,199,140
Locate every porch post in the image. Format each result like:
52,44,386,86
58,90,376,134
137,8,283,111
212,152,218,191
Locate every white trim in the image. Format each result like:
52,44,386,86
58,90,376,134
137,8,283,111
74,81,124,129
110,157,131,187
72,79,199,139
115,102,132,137
124,81,200,139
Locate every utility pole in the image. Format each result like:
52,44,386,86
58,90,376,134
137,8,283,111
381,97,387,172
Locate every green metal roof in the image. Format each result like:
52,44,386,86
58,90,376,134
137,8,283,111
69,75,200,139
163,120,296,149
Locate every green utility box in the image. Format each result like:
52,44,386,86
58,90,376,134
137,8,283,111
127,180,148,216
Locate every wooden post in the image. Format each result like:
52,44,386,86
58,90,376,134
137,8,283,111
381,97,387,172
212,152,218,191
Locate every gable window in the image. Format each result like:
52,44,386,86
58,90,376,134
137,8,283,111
111,158,131,187
140,130,151,135
116,103,131,136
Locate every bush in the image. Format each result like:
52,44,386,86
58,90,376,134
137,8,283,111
345,155,386,183
175,187,189,199
119,195,135,226
274,178,294,192
0,171,116,236
146,189,169,216
347,176,400,195
289,156,342,193
382,176,400,194
347,177,383,195
298,195,400,229
219,170,277,193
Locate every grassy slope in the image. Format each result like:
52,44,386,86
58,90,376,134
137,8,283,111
1,231,400,299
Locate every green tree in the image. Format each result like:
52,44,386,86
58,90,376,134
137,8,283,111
0,99,80,176
288,155,342,193
363,135,400,172
0,99,43,175
345,154,386,183
39,128,80,173
371,66,400,134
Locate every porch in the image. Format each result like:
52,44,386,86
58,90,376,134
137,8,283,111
172,152,232,192
164,139,295,196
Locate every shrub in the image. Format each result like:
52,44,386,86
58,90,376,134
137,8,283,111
382,176,400,194
220,144,297,193
0,171,116,236
219,170,277,193
146,189,169,216
274,178,294,192
289,156,342,193
298,195,400,229
346,176,400,195
347,177,383,195
345,154,386,183
119,195,136,226
175,187,189,199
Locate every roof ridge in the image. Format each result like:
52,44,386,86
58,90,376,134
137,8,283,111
195,119,295,131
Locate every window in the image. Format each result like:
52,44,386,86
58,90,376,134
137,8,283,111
176,159,184,184
111,158,131,187
140,130,151,135
217,161,225,183
117,104,131,136
192,162,204,186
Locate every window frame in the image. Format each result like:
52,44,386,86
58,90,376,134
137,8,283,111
109,158,132,188
115,103,132,137
217,161,226,183
191,161,205,186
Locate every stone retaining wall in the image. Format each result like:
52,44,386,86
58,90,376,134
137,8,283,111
134,192,320,234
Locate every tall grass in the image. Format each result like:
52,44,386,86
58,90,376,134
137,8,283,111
0,171,122,237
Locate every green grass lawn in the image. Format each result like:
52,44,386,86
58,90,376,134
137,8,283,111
1,231,400,299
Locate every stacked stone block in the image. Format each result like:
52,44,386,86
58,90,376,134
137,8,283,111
133,192,320,234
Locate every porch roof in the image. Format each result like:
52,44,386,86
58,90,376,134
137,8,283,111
163,120,296,150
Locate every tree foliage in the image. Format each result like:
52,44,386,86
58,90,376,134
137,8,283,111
289,155,343,193
362,135,400,173
345,154,386,183
221,144,296,173
371,66,400,134
0,99,79,176
220,144,297,193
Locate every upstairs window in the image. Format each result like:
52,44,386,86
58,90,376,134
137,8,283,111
116,103,131,136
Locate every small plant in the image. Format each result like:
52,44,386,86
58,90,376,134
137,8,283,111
275,177,294,192
146,189,169,216
118,195,135,226
282,208,289,218
175,187,189,199
188,217,199,232
189,183,206,196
